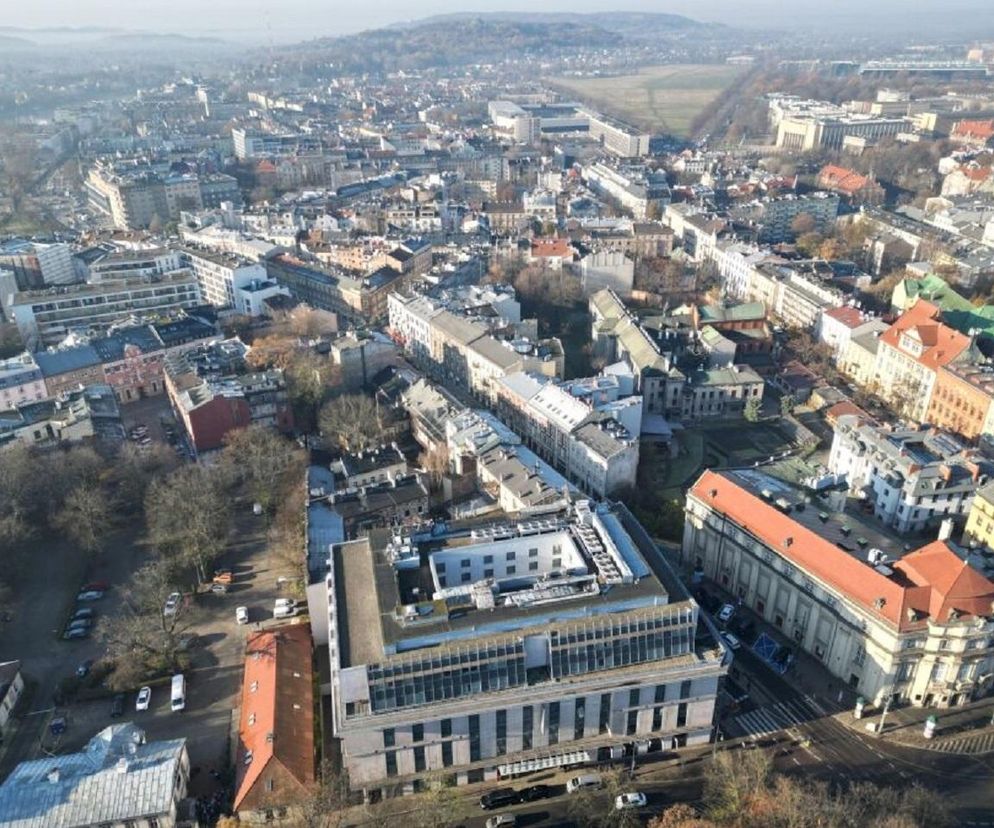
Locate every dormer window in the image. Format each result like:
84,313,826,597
899,332,924,358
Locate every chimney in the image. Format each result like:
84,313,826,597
47,769,60,784
938,518,955,542
116,758,129,774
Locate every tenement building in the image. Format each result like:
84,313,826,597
322,501,726,797
683,469,994,709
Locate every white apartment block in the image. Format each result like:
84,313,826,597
827,415,992,534
323,501,725,796
683,469,994,709
180,246,267,310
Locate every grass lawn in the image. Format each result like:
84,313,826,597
549,64,746,137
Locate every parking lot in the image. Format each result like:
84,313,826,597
0,491,296,800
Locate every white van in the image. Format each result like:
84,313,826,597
170,674,186,712
566,773,602,794
273,604,299,619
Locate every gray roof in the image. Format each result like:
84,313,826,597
34,346,101,377
0,723,186,828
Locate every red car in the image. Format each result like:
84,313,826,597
83,581,110,592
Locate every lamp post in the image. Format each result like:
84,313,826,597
877,690,893,737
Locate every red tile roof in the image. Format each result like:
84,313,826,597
822,305,866,329
530,238,572,259
895,542,994,623
689,470,994,630
825,400,876,426
817,164,876,196
952,119,994,142
879,299,971,370
233,624,315,812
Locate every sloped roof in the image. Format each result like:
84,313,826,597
233,624,315,812
690,470,911,630
34,346,101,377
880,299,970,370
895,541,994,623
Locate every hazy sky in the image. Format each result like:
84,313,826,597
4,0,991,42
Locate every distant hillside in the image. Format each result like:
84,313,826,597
290,16,663,73
396,11,714,38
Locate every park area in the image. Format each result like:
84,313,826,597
550,64,746,138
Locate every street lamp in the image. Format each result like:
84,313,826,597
877,689,894,737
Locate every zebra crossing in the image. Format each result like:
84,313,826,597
927,730,994,755
727,696,826,740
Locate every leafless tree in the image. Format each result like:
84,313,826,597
319,393,387,453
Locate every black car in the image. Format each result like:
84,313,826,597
519,784,552,802
110,694,125,718
480,788,520,810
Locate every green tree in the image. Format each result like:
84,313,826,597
744,397,761,422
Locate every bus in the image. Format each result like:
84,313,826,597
170,674,186,712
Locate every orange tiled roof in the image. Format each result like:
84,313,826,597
817,164,875,196
953,119,994,141
689,471,994,630
879,299,971,369
531,238,572,259
894,541,994,623
233,624,315,812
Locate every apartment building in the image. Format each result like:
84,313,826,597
583,163,670,220
964,482,994,551
927,359,994,443
873,299,971,422
828,415,992,534
324,500,726,796
495,372,638,498
179,246,269,310
9,270,202,348
580,108,652,157
0,353,46,409
0,240,75,290
83,246,183,282
683,469,994,708
0,384,123,449
164,342,293,455
755,193,840,243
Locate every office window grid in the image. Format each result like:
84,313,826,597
550,615,692,677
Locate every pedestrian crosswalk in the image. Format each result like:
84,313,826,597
928,730,994,755
726,696,825,740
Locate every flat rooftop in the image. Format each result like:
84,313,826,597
334,501,686,669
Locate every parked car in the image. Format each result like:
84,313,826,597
49,716,67,736
615,792,647,811
63,627,90,641
72,608,95,621
163,592,182,616
75,659,94,678
135,686,152,711
717,603,736,624
213,569,233,584
485,815,516,828
82,581,110,592
480,788,520,810
76,590,104,602
274,598,296,609
519,784,551,802
110,694,125,718
209,582,228,594
66,619,93,632
236,606,249,625
721,632,742,651
566,774,602,794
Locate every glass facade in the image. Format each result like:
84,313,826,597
522,705,533,750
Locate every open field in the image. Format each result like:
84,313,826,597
549,64,745,138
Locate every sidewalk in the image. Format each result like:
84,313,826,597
680,566,994,756
836,695,994,754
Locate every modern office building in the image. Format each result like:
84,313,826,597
9,270,202,348
321,500,726,796
682,469,994,709
579,108,651,158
